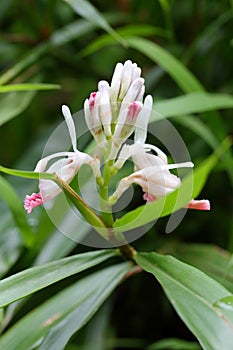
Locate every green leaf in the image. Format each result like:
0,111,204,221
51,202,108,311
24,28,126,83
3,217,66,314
0,262,132,350
0,220,22,278
113,139,230,233
0,166,55,180
80,24,168,57
0,90,35,126
165,243,233,294
0,83,60,93
0,250,117,308
147,338,201,350
173,115,219,150
126,36,203,92
0,175,34,247
64,0,126,46
154,92,233,118
135,252,233,350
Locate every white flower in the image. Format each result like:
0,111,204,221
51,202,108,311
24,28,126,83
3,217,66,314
84,60,150,160
110,143,194,202
110,142,210,210
24,105,100,213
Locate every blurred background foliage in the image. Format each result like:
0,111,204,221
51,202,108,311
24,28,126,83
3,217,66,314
0,0,232,349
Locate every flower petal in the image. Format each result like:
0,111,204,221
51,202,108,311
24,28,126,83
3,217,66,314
185,199,211,210
62,105,77,152
24,192,43,213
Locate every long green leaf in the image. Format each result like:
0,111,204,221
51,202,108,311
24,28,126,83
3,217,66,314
0,90,35,126
165,243,233,293
113,139,230,232
0,83,60,93
147,338,201,350
64,0,126,46
80,24,167,57
135,252,233,350
154,92,233,118
0,249,117,308
0,262,131,350
173,115,219,150
126,36,203,92
0,175,34,247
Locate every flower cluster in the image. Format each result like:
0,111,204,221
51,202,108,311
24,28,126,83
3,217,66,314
24,60,210,216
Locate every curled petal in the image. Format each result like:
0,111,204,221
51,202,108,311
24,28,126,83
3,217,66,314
62,105,77,152
185,199,211,210
24,192,43,214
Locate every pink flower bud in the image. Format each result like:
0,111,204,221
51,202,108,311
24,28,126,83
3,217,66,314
89,92,97,110
127,101,142,121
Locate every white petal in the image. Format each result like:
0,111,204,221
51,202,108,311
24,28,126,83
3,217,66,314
98,80,112,137
110,62,123,102
121,77,144,105
34,152,74,172
119,60,134,100
62,105,77,151
134,95,153,144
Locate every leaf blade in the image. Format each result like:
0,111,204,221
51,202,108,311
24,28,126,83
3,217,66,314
0,262,131,350
135,252,233,350
0,250,117,308
0,175,34,247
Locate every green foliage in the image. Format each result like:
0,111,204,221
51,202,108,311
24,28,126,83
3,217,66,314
0,0,232,349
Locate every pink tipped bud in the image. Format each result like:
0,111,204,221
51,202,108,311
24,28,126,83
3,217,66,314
24,192,43,214
127,101,142,121
89,92,97,110
185,199,211,210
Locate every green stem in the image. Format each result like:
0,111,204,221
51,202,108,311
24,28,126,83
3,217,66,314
99,159,114,227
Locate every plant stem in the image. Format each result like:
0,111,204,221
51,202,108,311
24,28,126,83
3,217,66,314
99,160,114,227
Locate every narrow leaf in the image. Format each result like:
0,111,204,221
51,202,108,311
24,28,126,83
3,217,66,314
0,175,34,247
0,84,60,93
135,252,233,350
173,115,219,150
64,0,126,46
126,36,203,92
154,92,233,118
0,249,117,308
80,24,168,57
147,338,201,350
0,90,35,126
0,263,132,350
166,243,233,293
